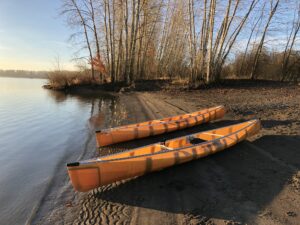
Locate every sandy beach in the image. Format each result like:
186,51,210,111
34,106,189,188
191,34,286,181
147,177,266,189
33,83,300,225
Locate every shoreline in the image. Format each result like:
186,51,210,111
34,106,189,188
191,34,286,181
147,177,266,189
34,85,300,224
43,78,300,93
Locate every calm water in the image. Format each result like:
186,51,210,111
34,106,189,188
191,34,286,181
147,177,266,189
0,77,126,224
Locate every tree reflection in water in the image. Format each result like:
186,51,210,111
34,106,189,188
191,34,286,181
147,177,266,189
46,89,128,132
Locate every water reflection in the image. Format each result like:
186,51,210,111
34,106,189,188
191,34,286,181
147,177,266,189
0,77,128,224
45,89,68,103
46,89,128,131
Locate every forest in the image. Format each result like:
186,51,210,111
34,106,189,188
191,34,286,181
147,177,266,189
49,0,300,88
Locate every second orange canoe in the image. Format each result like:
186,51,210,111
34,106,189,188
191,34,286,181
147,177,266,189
95,105,226,147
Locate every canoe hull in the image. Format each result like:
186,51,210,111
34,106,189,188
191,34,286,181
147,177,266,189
95,105,226,147
68,119,261,192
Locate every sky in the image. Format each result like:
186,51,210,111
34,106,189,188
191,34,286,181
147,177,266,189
0,0,75,71
0,0,297,71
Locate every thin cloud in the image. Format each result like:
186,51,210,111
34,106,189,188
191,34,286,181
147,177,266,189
0,45,10,51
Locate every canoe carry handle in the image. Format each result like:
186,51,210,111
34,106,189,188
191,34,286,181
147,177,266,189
67,162,80,167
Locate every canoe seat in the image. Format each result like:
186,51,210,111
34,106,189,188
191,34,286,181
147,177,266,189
159,145,173,151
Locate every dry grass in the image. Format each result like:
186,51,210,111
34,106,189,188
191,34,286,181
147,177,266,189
47,70,96,89
228,48,300,81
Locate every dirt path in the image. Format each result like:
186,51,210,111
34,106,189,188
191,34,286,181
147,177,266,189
38,86,300,225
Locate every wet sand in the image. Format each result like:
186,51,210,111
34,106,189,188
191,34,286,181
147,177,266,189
34,84,300,225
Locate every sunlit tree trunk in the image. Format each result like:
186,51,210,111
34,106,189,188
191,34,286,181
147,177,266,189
206,0,216,84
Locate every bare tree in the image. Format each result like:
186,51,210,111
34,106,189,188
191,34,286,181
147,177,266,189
60,0,298,86
250,0,280,80
68,0,96,81
238,4,265,76
281,1,300,81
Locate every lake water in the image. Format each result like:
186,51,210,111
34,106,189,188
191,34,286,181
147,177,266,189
0,77,125,224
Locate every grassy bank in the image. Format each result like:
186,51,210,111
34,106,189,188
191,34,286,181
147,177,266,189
45,70,178,92
44,70,94,90
45,70,299,93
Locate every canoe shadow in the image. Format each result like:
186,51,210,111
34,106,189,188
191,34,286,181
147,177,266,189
261,119,299,129
92,120,300,224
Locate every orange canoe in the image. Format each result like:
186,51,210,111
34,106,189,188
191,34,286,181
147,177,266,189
95,105,226,147
68,119,261,192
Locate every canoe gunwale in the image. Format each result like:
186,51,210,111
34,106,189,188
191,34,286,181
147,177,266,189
95,105,225,133
69,119,260,168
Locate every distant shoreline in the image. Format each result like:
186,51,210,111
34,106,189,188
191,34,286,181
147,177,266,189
0,75,48,79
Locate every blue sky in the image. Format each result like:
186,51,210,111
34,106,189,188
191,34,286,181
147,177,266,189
0,0,75,70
